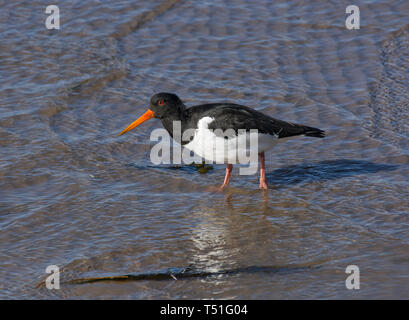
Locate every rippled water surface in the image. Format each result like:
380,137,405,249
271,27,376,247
1,0,409,299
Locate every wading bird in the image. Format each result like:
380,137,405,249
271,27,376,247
119,93,325,190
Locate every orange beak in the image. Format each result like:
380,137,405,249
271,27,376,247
119,109,155,136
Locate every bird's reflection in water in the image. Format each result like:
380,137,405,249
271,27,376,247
261,189,270,207
222,188,271,214
224,191,233,210
188,206,238,282
188,188,273,276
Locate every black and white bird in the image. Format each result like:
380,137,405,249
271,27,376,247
119,93,325,190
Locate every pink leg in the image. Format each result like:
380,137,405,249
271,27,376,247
259,152,268,190
220,164,233,190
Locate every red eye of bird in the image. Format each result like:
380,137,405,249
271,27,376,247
158,100,164,106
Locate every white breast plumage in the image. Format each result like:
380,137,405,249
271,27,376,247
183,116,278,164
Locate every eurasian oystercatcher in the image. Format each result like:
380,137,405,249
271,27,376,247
119,93,325,190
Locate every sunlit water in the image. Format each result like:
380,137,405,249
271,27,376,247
1,0,408,299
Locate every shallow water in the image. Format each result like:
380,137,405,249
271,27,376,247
1,0,409,299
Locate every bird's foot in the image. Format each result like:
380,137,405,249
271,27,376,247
259,180,268,190
207,184,228,192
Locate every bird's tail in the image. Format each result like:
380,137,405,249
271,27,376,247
303,126,325,138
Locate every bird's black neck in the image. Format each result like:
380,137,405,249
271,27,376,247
159,107,187,143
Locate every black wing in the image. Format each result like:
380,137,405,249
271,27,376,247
185,103,325,139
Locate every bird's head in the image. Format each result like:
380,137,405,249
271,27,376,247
119,92,184,136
